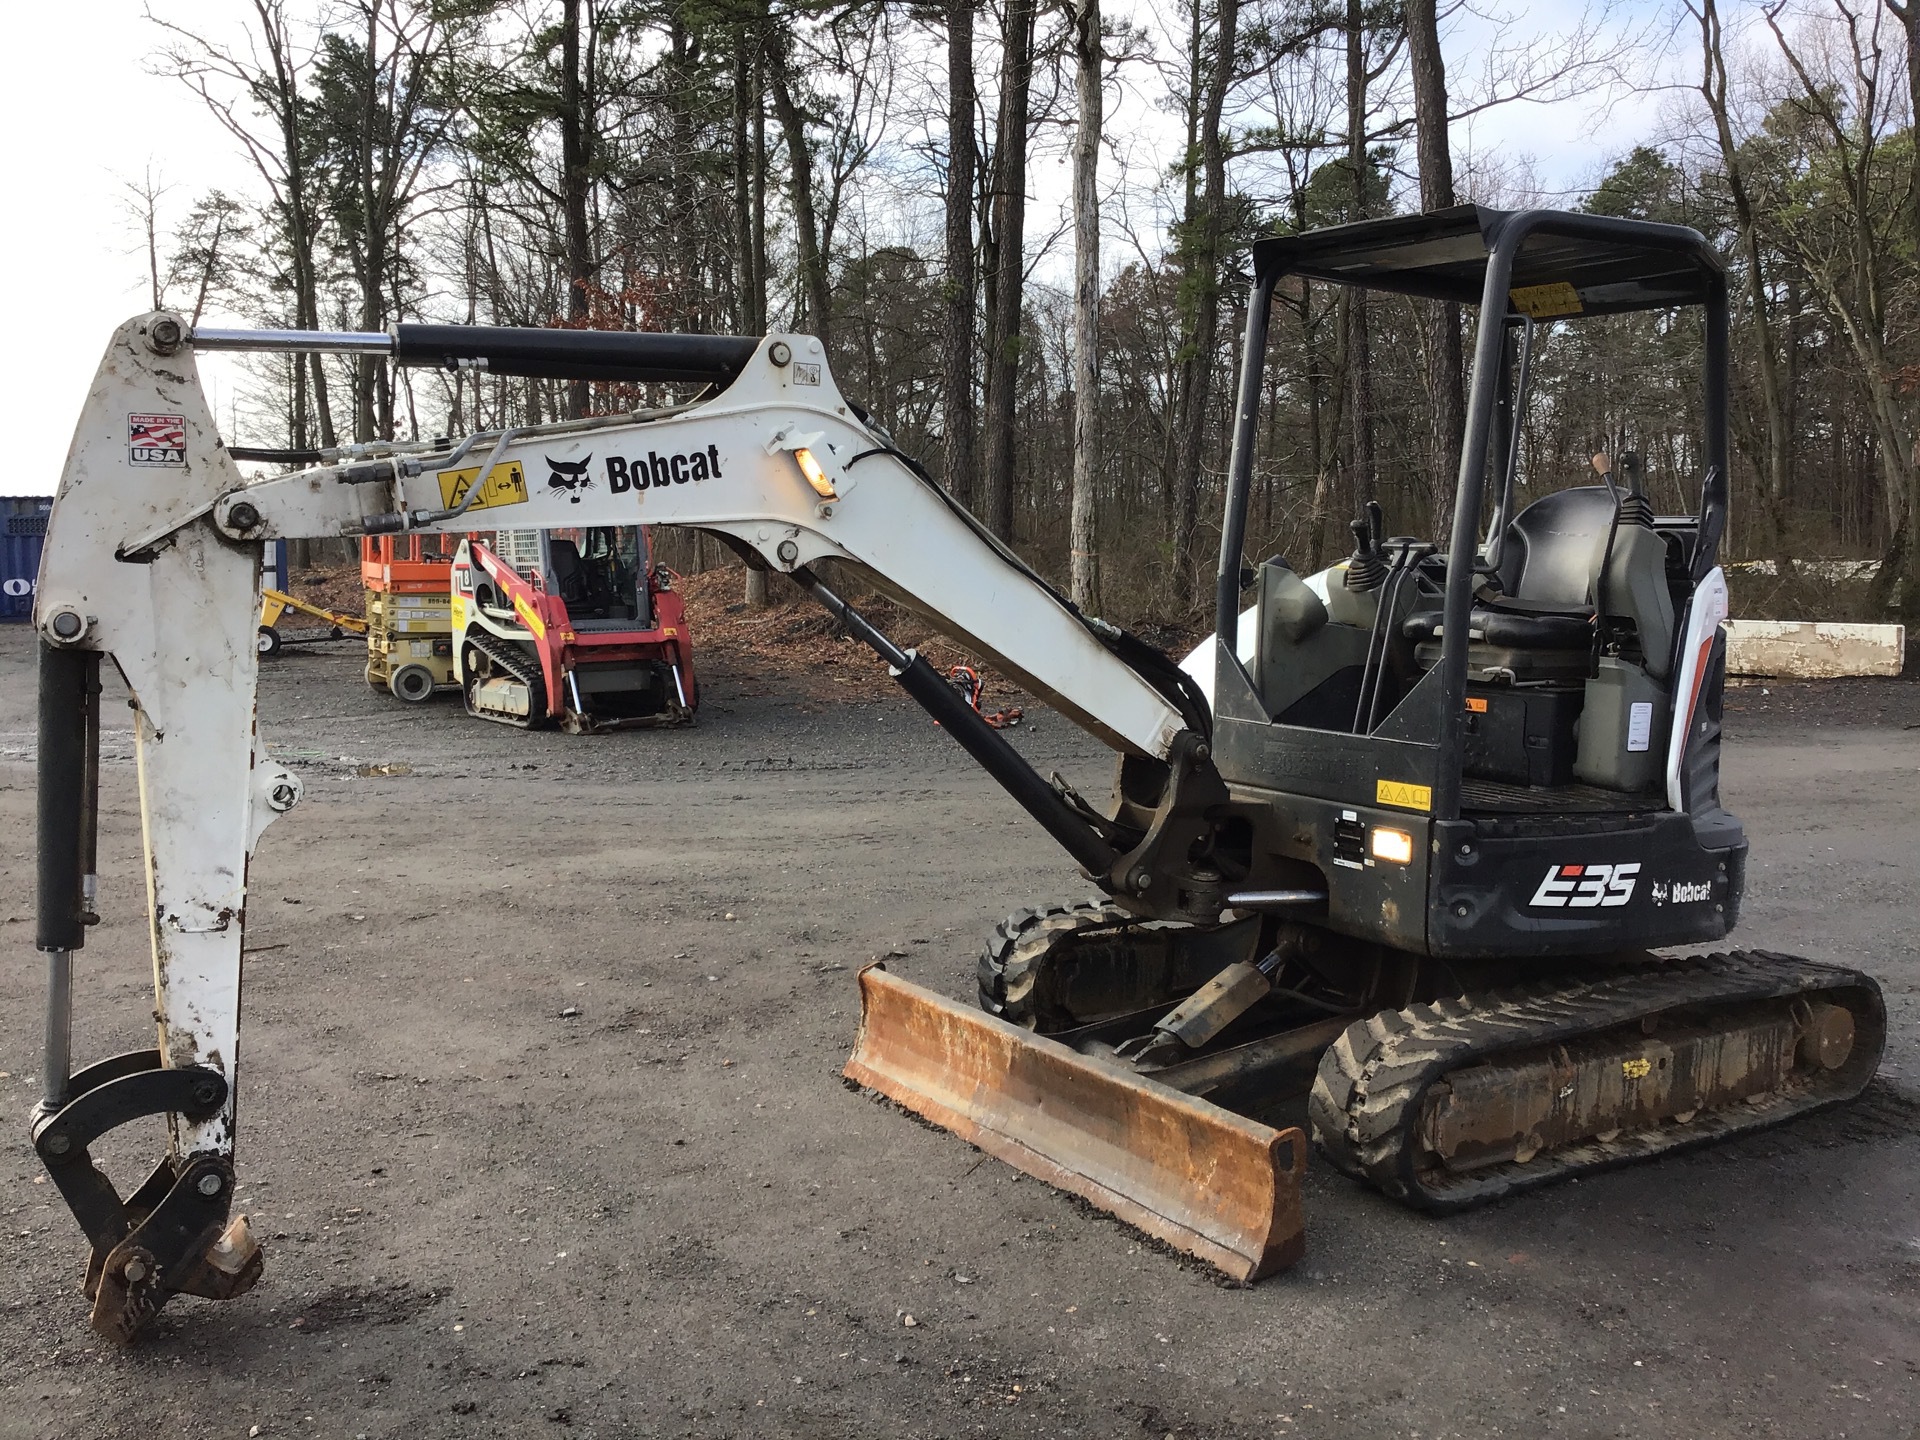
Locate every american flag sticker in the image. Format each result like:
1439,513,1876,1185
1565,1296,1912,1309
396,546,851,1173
128,413,187,468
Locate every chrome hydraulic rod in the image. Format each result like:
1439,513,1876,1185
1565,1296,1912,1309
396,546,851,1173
191,327,393,354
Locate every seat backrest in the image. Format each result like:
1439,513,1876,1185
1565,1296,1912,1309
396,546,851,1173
548,538,588,604
1603,523,1676,679
1498,484,1677,679
1497,486,1616,606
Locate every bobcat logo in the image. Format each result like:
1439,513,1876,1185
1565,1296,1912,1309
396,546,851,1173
545,454,594,503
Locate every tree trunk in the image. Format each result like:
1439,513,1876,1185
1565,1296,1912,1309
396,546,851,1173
732,24,754,334
559,0,596,418
941,0,979,509
288,123,334,449
1890,0,1920,615
752,40,768,335
1068,0,1102,612
1170,0,1240,595
766,37,832,345
354,8,381,443
737,18,768,612
1343,0,1375,510
1404,0,1461,536
1892,0,1920,271
1695,0,1793,572
665,16,700,333
980,0,1034,541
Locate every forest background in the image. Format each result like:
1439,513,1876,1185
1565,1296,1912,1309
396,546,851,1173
44,0,1920,624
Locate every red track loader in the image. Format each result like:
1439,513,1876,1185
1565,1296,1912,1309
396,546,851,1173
451,524,696,731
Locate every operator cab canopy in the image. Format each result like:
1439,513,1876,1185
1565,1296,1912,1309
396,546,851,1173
1184,203,1725,704
1249,203,1723,316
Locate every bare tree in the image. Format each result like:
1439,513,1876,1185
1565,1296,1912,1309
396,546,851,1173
1170,0,1241,594
1887,0,1920,259
1342,0,1378,515
309,0,467,440
736,11,769,609
121,168,172,312
980,0,1037,540
167,191,254,328
1068,0,1103,611
151,0,338,449
941,0,980,508
765,25,833,342
1690,0,1795,571
558,0,598,418
1760,0,1916,608
1404,0,1462,531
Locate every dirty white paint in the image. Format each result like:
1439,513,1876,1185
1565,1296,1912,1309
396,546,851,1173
1725,620,1906,678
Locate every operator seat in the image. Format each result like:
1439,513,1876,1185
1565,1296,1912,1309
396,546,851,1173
1403,485,1675,680
548,538,590,607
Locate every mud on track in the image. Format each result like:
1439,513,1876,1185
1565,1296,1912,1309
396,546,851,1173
1,625,1918,1438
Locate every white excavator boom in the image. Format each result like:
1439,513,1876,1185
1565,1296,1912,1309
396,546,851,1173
29,314,1293,1341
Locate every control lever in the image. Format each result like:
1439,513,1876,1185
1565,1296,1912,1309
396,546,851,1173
1345,508,1387,593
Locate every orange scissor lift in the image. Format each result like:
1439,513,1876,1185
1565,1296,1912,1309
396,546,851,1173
361,532,460,702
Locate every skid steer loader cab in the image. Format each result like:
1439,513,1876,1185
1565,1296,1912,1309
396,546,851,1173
1206,205,1741,961
542,526,652,626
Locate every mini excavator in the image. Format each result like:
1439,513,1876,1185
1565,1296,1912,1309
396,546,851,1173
28,207,1884,1340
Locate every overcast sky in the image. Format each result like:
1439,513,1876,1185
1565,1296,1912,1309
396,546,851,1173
0,0,1651,495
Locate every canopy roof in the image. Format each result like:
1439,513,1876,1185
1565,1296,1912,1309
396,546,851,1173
1249,205,1724,317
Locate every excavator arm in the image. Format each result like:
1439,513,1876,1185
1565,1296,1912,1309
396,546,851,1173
29,315,1283,1341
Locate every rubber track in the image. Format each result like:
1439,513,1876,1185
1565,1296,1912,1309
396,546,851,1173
465,631,543,727
976,899,1134,1023
1308,950,1886,1213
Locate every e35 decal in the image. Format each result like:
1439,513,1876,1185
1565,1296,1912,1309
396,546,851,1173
1530,862,1640,909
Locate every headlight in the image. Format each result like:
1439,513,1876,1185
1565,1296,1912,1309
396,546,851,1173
1370,826,1414,865
794,447,837,499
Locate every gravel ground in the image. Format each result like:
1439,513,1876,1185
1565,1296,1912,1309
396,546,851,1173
0,624,1917,1439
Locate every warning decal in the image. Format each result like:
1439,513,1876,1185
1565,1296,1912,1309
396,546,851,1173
436,460,529,513
129,413,187,468
1376,779,1432,812
1508,282,1584,320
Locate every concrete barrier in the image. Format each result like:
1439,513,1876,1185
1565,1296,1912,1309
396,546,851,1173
1724,619,1906,679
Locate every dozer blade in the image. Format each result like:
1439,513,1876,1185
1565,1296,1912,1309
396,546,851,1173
844,964,1307,1282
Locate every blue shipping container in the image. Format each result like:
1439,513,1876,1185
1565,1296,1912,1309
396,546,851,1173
1,496,53,622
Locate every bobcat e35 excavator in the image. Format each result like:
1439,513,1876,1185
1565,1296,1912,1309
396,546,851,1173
28,205,1885,1341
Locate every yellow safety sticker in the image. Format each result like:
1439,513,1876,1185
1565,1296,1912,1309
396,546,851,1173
1376,779,1432,812
1622,1057,1652,1080
436,460,529,512
1466,696,1488,713
1509,282,1583,319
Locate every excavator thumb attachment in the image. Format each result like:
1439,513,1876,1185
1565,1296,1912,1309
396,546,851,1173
843,965,1307,1282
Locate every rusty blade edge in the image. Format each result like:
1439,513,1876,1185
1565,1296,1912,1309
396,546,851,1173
843,965,1307,1283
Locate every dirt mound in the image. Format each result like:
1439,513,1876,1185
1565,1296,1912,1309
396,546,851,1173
675,565,1016,705
284,558,368,616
